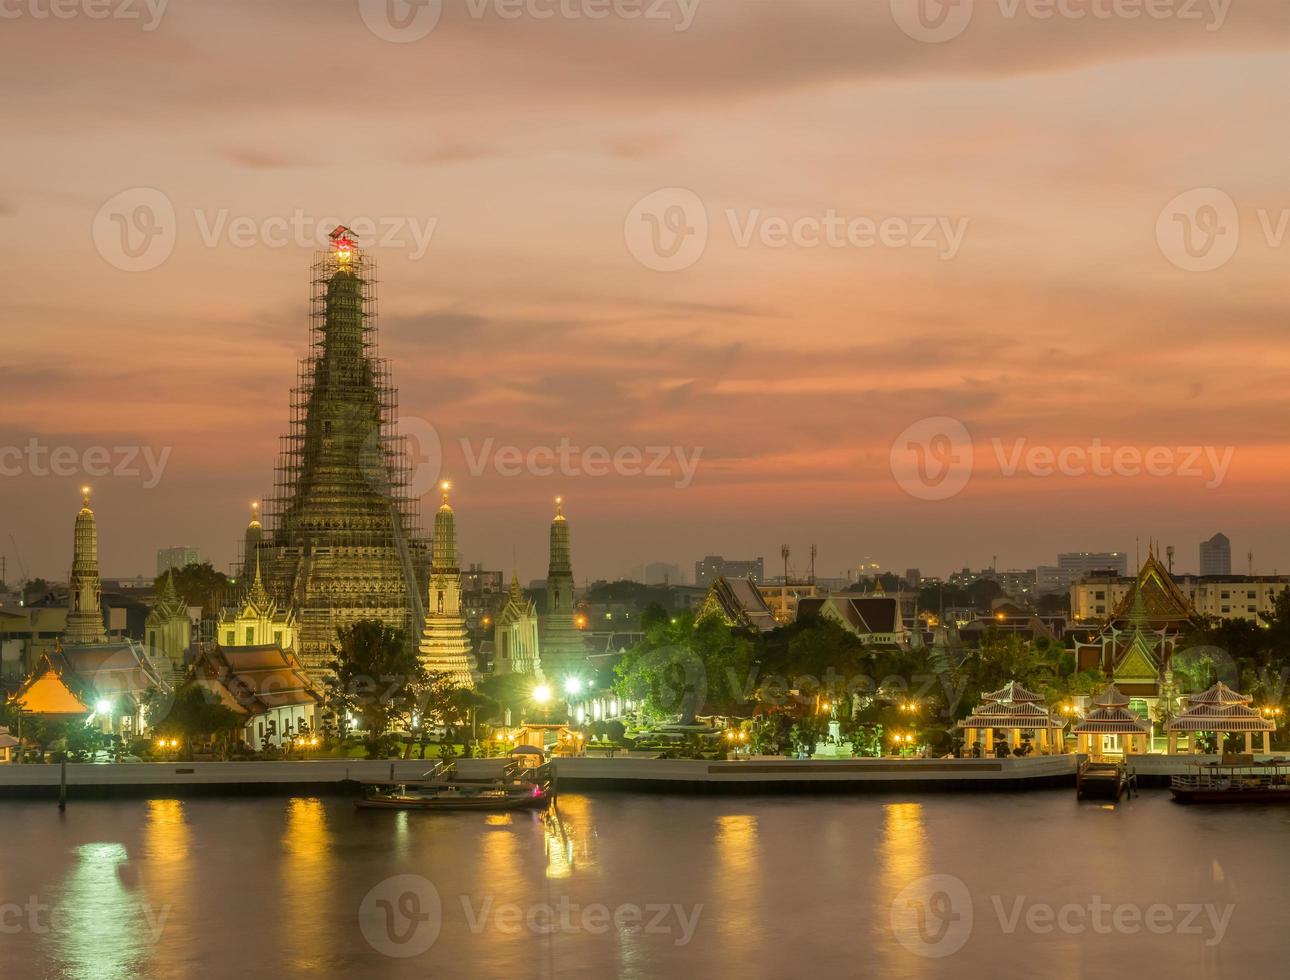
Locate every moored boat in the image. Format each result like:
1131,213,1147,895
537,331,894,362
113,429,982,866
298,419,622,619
1170,760,1290,803
357,758,557,812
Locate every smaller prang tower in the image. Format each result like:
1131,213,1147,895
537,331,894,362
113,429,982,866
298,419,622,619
538,497,587,683
64,487,108,645
417,482,476,688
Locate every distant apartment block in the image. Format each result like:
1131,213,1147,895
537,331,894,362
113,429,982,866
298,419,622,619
1199,533,1232,577
1072,574,1289,623
157,546,202,576
1058,551,1127,582
694,555,765,587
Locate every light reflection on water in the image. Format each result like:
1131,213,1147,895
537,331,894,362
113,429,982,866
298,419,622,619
49,842,149,980
280,798,334,972
3,792,1286,980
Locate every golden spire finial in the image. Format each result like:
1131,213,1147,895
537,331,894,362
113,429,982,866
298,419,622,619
554,495,565,520
81,486,91,508
249,500,261,527
440,480,451,506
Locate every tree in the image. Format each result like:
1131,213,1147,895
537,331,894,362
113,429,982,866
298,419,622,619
22,578,51,605
325,620,427,757
151,686,243,758
157,562,230,615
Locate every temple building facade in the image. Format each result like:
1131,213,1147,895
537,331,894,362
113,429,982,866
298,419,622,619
216,557,298,652
258,230,429,675
1074,548,1193,715
538,498,588,683
494,572,542,677
12,490,169,738
417,484,476,688
144,569,192,680
186,643,324,750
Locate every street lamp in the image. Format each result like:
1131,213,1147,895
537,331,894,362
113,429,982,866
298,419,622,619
563,678,583,696
532,684,552,705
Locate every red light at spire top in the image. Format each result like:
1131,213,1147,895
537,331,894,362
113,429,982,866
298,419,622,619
329,224,357,260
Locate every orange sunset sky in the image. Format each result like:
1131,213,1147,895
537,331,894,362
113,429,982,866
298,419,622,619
2,0,1287,583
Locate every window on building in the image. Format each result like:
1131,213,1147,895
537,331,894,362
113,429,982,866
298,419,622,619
273,630,283,647
245,627,255,645
225,631,235,645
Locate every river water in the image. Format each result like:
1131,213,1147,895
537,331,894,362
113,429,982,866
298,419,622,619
0,790,1285,979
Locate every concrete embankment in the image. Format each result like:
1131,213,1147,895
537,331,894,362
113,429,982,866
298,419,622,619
0,753,1248,799
0,755,1080,799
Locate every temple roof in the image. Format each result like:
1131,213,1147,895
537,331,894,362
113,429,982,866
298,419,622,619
1184,680,1251,706
1091,684,1131,708
1108,550,1195,627
191,643,324,714
981,680,1045,704
1073,702,1151,735
696,576,778,633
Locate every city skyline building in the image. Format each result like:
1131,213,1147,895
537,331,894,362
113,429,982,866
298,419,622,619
695,555,765,587
1200,532,1232,577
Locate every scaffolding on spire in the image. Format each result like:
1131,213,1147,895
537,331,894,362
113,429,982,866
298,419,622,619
259,232,428,674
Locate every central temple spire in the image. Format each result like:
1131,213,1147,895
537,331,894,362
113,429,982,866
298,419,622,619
259,227,428,675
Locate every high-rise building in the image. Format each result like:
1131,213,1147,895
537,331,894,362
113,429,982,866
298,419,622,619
156,546,201,576
462,565,505,632
1199,533,1232,576
1057,551,1127,583
65,487,107,645
695,555,765,587
539,497,587,682
260,229,429,674
417,484,475,688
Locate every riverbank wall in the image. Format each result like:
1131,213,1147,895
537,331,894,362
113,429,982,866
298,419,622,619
0,754,1248,799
